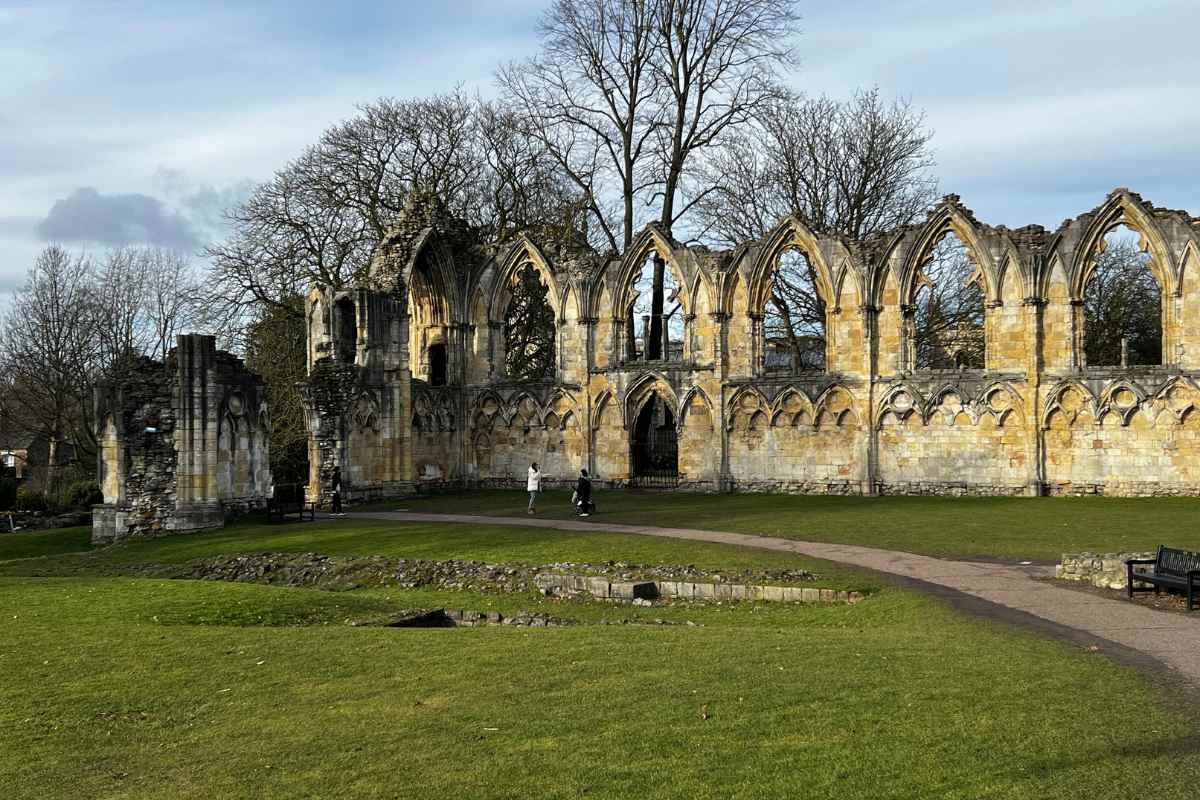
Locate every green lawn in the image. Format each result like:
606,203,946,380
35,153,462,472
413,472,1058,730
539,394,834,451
0,525,92,561
375,489,1200,561
2,519,1199,798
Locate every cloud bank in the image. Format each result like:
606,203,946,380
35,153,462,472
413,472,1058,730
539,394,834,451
35,187,200,249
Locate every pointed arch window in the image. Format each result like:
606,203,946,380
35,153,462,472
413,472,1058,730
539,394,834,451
912,232,985,369
764,247,826,372
629,252,684,362
503,262,556,381
1082,224,1162,367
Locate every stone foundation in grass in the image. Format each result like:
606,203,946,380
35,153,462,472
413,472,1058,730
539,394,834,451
534,572,865,604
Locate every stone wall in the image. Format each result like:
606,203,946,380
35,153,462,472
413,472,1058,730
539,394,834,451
92,335,271,545
1056,552,1157,590
303,188,1200,501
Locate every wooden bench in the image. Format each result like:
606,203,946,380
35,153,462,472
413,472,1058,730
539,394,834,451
267,484,315,523
1126,546,1200,611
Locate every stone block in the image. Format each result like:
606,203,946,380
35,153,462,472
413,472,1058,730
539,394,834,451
610,581,658,600
586,576,611,597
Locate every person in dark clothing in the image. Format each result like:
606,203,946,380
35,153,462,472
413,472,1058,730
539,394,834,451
574,469,593,517
331,467,343,516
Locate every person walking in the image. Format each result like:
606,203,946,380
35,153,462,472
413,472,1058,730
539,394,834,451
574,468,592,517
331,467,344,517
527,462,541,514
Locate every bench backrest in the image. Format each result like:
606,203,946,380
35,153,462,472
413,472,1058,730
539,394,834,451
1155,545,1200,578
272,483,304,505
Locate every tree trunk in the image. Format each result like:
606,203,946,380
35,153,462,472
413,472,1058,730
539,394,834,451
649,255,666,359
770,294,803,368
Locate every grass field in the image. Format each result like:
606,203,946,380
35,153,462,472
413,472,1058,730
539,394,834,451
374,489,1200,561
2,519,1199,798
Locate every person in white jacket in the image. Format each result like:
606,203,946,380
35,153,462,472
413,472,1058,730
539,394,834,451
527,462,541,514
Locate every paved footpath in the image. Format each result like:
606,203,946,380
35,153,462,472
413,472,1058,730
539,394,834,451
355,510,1200,686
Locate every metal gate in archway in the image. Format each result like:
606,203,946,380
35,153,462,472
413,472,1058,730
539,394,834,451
631,393,678,489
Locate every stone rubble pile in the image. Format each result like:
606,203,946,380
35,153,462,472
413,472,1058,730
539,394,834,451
174,552,822,597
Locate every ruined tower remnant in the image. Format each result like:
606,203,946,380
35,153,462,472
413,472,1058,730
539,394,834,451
92,334,272,545
302,188,1200,501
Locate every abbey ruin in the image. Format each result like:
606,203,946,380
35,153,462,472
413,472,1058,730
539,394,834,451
92,334,272,543
299,188,1200,502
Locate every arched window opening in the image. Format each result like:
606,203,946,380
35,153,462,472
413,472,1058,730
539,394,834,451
912,232,985,369
427,343,448,386
503,262,556,381
407,249,451,382
631,393,678,487
333,297,357,364
629,253,684,361
1083,225,1162,367
764,247,825,371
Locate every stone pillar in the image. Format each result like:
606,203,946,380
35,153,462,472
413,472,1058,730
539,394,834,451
861,305,880,496
1025,296,1047,496
748,313,764,375
172,334,224,532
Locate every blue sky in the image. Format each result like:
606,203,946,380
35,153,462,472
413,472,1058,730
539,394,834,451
2,0,1199,293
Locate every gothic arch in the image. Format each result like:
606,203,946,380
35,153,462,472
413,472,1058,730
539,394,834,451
900,203,998,303
921,384,976,425
1041,380,1098,429
996,249,1030,303
592,388,617,430
606,225,693,319
624,371,679,428
677,385,716,431
1067,191,1177,300
402,227,463,324
747,216,840,313
977,381,1025,426
769,386,815,427
725,384,771,431
488,236,561,324
876,383,924,427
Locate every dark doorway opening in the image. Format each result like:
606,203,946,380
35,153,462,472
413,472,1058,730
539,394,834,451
428,343,448,386
334,298,357,364
632,394,678,488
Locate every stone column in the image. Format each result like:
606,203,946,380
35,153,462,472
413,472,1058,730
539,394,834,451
861,305,880,496
748,313,764,375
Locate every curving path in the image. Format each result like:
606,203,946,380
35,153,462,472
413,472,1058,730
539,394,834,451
353,510,1200,687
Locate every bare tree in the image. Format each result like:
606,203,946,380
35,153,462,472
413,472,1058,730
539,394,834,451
650,0,799,230
498,0,662,253
645,0,798,355
764,248,825,370
141,248,205,361
1083,232,1162,367
695,88,936,367
477,102,588,245
912,235,985,370
697,88,937,245
210,91,582,321
0,246,101,475
92,247,203,367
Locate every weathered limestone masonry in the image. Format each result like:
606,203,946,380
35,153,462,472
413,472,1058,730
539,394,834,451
92,334,271,544
1057,551,1156,590
302,189,1200,500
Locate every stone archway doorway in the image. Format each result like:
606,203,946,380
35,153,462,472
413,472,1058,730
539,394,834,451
631,393,678,488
